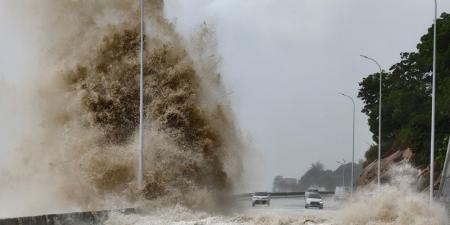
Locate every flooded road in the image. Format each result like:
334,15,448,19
236,197,338,217
105,198,338,225
104,187,449,225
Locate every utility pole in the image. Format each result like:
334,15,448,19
360,55,383,189
138,0,145,188
430,0,438,204
339,93,355,198
337,159,346,188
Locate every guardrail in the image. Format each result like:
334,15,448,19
0,208,135,225
236,191,335,199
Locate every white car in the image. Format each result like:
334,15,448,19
304,192,323,209
252,192,271,206
333,186,348,200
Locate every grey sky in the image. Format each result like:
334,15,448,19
1,1,450,192
164,0,450,191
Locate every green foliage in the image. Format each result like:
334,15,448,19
436,137,449,172
364,145,378,167
358,13,450,172
297,162,362,191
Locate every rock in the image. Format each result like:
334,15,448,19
357,149,413,186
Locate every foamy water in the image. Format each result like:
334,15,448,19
103,164,448,225
0,2,449,224
105,205,329,225
334,163,449,225
0,0,243,216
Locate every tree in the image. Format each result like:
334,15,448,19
296,162,362,191
358,13,450,171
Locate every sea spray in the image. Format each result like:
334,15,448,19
335,163,449,225
103,163,449,225
105,206,329,225
0,0,243,216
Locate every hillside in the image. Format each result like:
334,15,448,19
273,162,362,192
358,13,450,174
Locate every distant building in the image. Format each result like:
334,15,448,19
273,176,298,192
273,176,283,192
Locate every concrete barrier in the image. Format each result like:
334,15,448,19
0,192,336,224
0,209,135,225
270,191,334,197
235,191,335,199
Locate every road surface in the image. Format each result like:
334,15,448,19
105,197,339,225
233,197,338,223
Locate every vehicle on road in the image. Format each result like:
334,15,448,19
333,186,347,200
252,192,271,206
304,192,323,209
306,188,319,193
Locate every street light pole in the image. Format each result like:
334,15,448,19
138,0,145,188
337,159,346,188
360,55,383,189
339,93,355,198
430,0,438,204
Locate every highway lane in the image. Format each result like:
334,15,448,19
230,196,339,223
102,197,340,225
0,197,341,225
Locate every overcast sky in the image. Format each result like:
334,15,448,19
164,0,450,191
1,1,450,192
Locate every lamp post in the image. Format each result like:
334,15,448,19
339,93,355,198
430,0,438,204
360,55,382,189
337,159,346,188
138,0,145,188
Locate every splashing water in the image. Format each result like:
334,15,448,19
101,164,448,225
334,163,449,225
0,0,243,217
105,205,329,225
0,1,449,225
